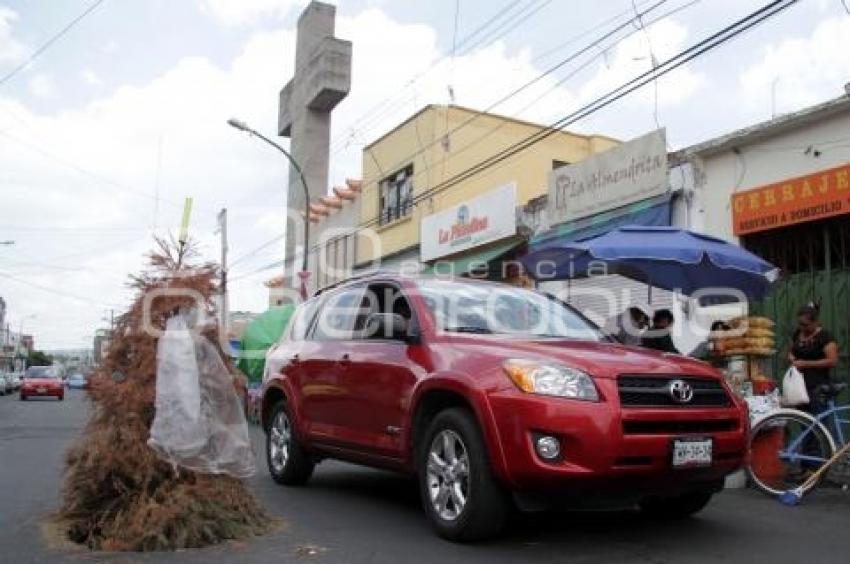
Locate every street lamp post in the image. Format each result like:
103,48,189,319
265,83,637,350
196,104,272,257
16,314,36,371
226,118,311,298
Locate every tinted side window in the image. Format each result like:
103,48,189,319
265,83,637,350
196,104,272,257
353,283,414,340
312,287,364,340
290,299,320,340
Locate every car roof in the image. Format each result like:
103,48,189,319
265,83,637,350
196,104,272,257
314,271,516,297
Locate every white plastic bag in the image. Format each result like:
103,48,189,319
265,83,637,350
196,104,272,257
781,366,810,407
148,310,256,478
149,315,205,459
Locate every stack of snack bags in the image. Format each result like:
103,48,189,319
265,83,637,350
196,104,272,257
721,316,776,357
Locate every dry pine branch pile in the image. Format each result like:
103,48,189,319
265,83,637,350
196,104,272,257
58,239,271,551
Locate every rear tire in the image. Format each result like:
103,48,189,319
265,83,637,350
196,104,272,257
418,408,509,542
266,400,314,485
639,491,714,519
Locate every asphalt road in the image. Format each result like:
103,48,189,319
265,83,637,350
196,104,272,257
2,391,850,563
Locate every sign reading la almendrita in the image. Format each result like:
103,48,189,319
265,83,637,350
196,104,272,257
549,129,668,225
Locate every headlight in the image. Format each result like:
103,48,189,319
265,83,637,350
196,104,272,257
502,359,599,401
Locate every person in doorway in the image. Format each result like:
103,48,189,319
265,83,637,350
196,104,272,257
641,309,681,354
788,302,839,416
606,305,650,346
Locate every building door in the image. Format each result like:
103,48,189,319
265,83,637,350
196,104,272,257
744,216,850,383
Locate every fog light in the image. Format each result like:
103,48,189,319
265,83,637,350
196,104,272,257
535,435,561,461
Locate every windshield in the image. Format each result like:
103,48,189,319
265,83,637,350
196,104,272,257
416,279,604,341
25,366,58,379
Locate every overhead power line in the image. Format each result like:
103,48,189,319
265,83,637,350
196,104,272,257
339,0,671,203
326,0,555,159
0,0,109,88
312,0,799,254
0,270,125,308
404,0,800,214
229,0,678,271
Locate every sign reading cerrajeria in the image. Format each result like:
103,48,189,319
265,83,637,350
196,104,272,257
420,182,517,262
732,163,850,236
549,129,668,225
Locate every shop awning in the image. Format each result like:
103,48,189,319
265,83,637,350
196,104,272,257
421,238,524,276
529,193,672,253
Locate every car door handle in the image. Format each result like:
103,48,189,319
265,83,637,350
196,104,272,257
338,353,351,366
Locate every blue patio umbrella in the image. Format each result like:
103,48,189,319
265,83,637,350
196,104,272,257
521,226,779,298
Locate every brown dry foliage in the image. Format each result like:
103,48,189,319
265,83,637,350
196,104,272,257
59,238,269,551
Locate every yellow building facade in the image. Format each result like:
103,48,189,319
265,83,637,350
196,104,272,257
355,105,619,269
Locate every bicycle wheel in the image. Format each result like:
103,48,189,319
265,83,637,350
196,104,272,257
747,410,836,496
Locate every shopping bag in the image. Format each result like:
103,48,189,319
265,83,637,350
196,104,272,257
781,366,810,406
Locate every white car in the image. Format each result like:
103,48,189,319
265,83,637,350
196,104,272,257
0,373,13,395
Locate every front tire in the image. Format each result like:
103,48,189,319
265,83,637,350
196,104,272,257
747,410,836,497
639,491,714,519
266,400,314,485
418,408,509,542
20,394,26,401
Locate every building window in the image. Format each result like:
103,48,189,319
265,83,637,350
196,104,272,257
379,165,413,225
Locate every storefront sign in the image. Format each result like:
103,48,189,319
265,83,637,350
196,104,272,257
420,182,517,262
731,163,850,236
549,129,668,225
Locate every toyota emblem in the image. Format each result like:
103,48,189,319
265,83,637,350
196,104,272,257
668,379,694,404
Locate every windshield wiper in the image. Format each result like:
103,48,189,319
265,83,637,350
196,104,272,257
443,325,495,334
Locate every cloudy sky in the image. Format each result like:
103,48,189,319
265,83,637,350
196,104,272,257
1,0,849,349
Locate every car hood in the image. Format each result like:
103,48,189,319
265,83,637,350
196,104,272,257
442,335,719,380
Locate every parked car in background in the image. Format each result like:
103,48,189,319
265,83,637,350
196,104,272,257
66,373,89,390
0,373,13,395
9,372,22,391
261,274,749,541
20,366,64,401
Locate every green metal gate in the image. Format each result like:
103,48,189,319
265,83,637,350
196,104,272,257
746,215,850,384
751,270,850,383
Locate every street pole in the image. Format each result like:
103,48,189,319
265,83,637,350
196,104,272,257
217,208,229,339
226,118,311,298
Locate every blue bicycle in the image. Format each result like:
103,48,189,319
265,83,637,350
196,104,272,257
747,383,850,496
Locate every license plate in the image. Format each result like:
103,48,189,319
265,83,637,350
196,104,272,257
37,387,47,394
672,438,713,468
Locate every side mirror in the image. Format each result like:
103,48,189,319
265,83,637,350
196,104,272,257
364,313,414,342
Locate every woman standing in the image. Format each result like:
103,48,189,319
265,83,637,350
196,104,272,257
788,302,839,415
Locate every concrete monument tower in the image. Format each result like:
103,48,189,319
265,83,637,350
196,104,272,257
278,1,352,280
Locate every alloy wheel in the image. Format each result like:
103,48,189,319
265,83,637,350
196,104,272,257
426,430,470,521
269,410,292,474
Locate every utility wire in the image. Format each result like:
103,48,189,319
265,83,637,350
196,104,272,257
325,0,800,249
0,270,125,308
410,0,799,209
0,0,109,88
342,0,670,201
332,1,521,144
230,0,679,268
231,0,668,266
326,0,549,159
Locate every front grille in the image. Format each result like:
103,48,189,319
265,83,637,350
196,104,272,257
618,375,731,408
622,419,739,435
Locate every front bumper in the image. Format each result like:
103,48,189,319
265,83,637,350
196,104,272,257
486,381,747,496
21,387,64,397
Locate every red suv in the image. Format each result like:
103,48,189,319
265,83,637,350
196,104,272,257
261,275,748,541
